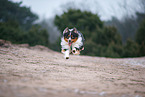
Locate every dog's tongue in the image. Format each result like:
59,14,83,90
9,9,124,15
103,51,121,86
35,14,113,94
68,42,72,46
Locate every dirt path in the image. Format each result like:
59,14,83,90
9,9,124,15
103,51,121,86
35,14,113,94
0,42,145,97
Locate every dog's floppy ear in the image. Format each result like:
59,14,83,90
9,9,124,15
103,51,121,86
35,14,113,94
73,27,78,33
63,27,68,35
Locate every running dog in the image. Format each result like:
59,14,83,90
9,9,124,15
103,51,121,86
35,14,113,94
61,27,85,59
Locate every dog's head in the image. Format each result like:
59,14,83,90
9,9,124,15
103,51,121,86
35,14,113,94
63,27,79,46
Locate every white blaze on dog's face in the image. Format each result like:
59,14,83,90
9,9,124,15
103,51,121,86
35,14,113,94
63,27,79,46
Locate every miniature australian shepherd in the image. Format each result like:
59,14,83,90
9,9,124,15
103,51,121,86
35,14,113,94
61,27,85,59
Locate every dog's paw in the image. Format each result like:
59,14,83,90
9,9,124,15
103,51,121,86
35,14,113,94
72,50,76,53
72,49,76,54
73,50,80,55
61,49,65,54
65,57,69,59
72,47,77,54
64,50,70,59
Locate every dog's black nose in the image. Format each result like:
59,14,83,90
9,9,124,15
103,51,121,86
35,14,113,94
69,40,71,42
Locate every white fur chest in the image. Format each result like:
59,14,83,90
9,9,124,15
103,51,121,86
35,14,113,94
61,37,70,49
72,36,83,49
61,35,83,50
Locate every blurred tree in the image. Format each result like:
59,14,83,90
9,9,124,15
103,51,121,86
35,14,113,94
0,0,49,47
54,9,103,33
22,25,49,46
0,21,49,46
0,20,23,43
54,9,126,58
91,26,123,58
92,26,122,46
0,0,38,30
105,0,145,44
135,19,145,56
123,39,140,57
105,16,138,43
39,18,60,43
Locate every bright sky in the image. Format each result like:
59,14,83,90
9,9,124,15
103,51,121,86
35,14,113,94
11,0,143,21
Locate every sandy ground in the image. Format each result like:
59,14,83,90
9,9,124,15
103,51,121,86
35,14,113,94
0,41,145,97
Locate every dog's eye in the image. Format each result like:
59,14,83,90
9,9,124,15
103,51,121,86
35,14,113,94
71,36,75,39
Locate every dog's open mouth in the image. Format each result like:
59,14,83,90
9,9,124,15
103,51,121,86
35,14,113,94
68,42,72,46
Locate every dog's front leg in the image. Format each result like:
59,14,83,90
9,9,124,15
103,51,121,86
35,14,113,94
64,49,70,59
61,48,70,59
72,47,80,55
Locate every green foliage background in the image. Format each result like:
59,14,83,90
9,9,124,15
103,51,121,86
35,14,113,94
135,19,145,56
0,0,49,47
54,9,145,57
